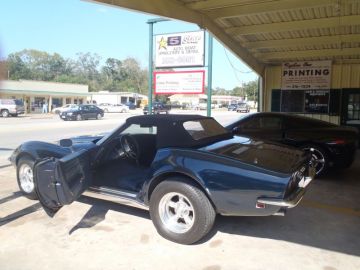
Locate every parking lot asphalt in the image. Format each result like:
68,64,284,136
1,111,360,270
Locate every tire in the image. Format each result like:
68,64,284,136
96,113,102,120
104,109,109,113
121,109,126,113
1,109,9,118
16,156,38,200
149,177,216,245
76,114,82,121
302,144,329,176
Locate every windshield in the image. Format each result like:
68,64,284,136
183,119,229,141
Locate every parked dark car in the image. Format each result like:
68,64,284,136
0,99,25,117
227,104,237,111
124,102,136,110
236,103,250,113
143,102,170,114
226,112,358,176
10,114,314,244
59,104,104,121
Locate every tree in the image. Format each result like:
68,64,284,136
242,80,258,101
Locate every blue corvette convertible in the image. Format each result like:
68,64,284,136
10,115,315,244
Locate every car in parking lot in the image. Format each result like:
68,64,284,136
10,114,314,244
59,104,104,121
236,103,250,113
0,99,25,117
97,103,129,113
226,112,358,176
227,104,237,111
52,104,78,114
143,102,170,114
124,101,136,110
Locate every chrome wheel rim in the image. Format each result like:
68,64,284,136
97,114,101,119
158,192,195,234
305,148,325,175
19,164,34,193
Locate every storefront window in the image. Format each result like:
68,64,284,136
52,98,62,108
32,97,45,113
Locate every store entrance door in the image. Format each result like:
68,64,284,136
341,89,360,142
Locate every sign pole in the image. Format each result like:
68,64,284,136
207,33,213,117
147,21,154,115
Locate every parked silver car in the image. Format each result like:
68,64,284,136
98,103,129,113
0,99,25,117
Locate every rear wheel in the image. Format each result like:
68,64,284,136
1,109,9,117
17,156,38,200
149,177,216,244
302,144,329,176
76,114,82,121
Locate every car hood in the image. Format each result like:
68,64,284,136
200,136,308,174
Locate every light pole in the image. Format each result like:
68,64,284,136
207,34,213,117
147,18,170,115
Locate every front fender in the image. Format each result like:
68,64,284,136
12,141,71,165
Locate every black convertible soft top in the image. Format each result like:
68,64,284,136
126,114,232,149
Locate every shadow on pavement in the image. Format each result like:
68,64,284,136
0,203,42,226
0,191,23,204
68,196,150,235
69,205,109,235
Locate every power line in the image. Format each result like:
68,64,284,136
223,47,254,74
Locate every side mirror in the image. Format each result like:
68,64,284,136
59,139,73,147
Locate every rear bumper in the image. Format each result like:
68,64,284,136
257,172,314,208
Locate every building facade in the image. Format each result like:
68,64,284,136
0,80,89,113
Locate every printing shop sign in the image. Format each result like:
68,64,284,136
155,30,205,68
281,60,331,90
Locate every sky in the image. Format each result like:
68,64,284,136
0,0,258,90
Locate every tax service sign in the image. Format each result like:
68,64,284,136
155,30,205,68
281,60,332,90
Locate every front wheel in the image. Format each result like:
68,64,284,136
1,109,9,117
17,156,38,200
96,113,102,120
149,177,216,244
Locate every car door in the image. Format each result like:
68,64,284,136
34,149,93,216
90,105,99,118
82,105,92,119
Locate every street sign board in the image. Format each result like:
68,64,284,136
154,70,205,94
155,30,205,68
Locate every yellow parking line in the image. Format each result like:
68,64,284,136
302,200,360,217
